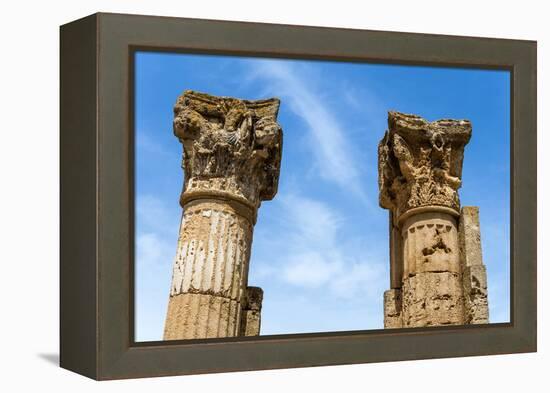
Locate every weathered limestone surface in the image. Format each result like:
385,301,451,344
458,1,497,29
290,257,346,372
388,212,403,289
164,90,282,340
462,265,489,324
379,112,471,218
163,200,253,340
401,212,461,278
174,90,282,209
379,111,489,328
240,286,263,336
459,207,489,324
400,211,465,326
459,206,483,268
383,289,403,328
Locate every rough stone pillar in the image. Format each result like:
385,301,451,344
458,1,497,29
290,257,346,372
239,286,263,336
399,209,464,326
163,90,282,340
378,111,484,328
459,206,489,324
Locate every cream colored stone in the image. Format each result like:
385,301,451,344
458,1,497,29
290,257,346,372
378,111,489,328
459,207,489,323
384,289,403,328
164,293,240,340
169,201,252,300
459,206,483,267
401,211,460,277
462,265,489,324
402,272,465,327
173,90,283,209
399,211,465,326
378,111,472,219
164,91,282,340
389,212,403,289
240,286,263,336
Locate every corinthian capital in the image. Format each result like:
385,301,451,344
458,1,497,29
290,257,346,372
378,111,472,219
173,90,283,210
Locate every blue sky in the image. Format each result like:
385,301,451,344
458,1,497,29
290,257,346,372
134,51,510,342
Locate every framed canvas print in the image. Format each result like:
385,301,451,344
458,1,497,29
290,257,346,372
60,12,537,380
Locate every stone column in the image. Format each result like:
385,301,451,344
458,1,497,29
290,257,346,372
459,206,489,324
399,209,464,327
379,111,484,328
163,90,282,340
239,286,263,336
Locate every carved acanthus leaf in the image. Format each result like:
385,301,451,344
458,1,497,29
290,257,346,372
378,111,472,218
173,90,283,208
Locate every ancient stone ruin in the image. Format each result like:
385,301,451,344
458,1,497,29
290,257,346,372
379,111,489,328
163,90,489,339
163,90,282,340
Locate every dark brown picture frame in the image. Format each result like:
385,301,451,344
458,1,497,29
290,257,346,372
60,12,537,380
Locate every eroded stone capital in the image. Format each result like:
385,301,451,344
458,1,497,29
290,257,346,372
173,90,283,210
378,111,472,219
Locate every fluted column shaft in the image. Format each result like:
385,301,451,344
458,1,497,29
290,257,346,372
164,199,253,340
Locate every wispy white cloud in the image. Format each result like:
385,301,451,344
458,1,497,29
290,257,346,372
255,193,386,301
135,231,174,341
136,194,180,268
480,220,511,323
136,232,174,268
135,195,178,340
486,274,510,323
136,130,172,157
281,251,384,300
282,251,341,288
248,60,368,199
278,194,341,247
137,194,181,235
